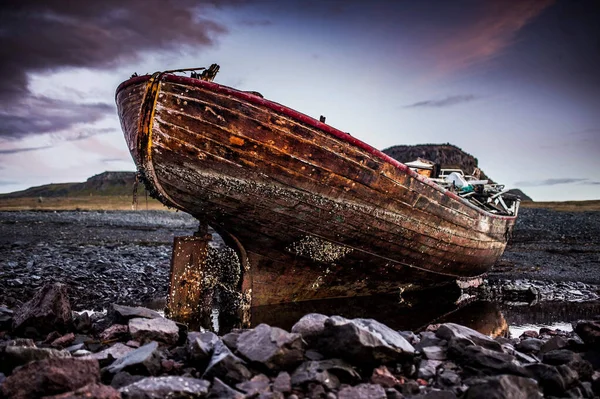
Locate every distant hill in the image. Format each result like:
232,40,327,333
383,143,490,180
382,143,532,201
0,171,149,199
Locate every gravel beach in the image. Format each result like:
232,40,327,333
1,208,599,311
1,208,600,398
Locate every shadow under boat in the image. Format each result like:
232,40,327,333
213,285,509,338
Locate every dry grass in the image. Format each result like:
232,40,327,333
0,196,169,211
1,196,598,213
520,200,600,212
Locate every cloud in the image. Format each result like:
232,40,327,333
0,1,234,140
404,95,479,108
101,157,132,163
0,145,53,155
0,96,114,140
515,178,589,187
0,180,18,186
432,0,554,74
62,128,117,142
238,19,272,27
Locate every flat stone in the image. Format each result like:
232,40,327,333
202,340,252,385
119,376,210,398
452,344,528,377
42,383,120,399
273,371,292,393
236,323,305,370
65,343,85,353
540,336,568,353
0,357,100,399
423,345,447,360
338,383,387,399
87,342,135,365
99,324,129,341
464,375,542,399
104,341,162,376
109,304,162,324
12,283,72,336
516,338,543,353
129,317,179,345
436,323,503,352
542,349,576,365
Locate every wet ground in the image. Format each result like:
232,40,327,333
0,208,599,336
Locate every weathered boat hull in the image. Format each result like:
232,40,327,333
116,73,517,307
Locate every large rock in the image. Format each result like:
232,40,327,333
436,323,503,352
236,323,305,370
119,376,210,399
516,338,543,354
525,363,568,396
4,345,71,370
104,341,162,376
99,324,129,341
293,314,413,365
0,358,100,399
12,283,72,335
291,313,328,344
203,340,252,385
574,320,600,347
42,383,120,399
464,375,542,398
542,349,593,381
187,331,219,363
450,343,528,377
86,342,135,366
129,317,179,345
109,304,162,324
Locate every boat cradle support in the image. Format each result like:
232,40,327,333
165,222,251,331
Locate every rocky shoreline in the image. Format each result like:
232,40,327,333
2,282,600,398
1,208,599,312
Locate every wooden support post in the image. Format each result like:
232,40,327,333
165,231,212,328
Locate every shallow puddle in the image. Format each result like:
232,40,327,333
140,286,600,337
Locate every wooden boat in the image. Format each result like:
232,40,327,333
116,68,519,308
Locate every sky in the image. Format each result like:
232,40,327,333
0,0,599,201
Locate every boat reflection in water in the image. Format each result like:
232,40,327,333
213,286,509,337
213,290,600,337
